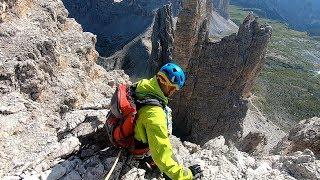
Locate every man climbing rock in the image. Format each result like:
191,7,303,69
106,63,203,179
132,63,203,179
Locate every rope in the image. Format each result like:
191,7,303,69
105,149,122,180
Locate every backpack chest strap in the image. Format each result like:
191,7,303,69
136,98,164,108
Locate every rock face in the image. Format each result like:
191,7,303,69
62,0,235,56
179,136,320,180
97,4,175,79
0,0,128,177
243,105,286,152
146,5,175,77
273,117,320,158
62,0,182,57
1,0,319,179
64,0,238,80
9,135,319,180
239,132,267,156
172,0,272,144
2,0,35,26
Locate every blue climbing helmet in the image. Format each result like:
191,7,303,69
158,63,186,90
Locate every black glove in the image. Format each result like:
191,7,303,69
189,164,203,179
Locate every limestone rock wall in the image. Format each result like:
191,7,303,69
97,5,175,80
1,1,319,179
72,135,320,180
0,0,30,22
173,136,320,180
273,117,320,158
173,0,211,70
4,126,320,179
0,0,128,177
172,0,272,144
146,4,175,77
62,0,233,58
63,0,238,81
62,0,182,57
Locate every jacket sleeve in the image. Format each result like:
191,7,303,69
144,107,193,180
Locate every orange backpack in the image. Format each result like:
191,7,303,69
105,84,163,153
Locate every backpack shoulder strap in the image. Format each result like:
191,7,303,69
129,83,164,109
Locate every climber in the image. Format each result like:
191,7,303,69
132,63,203,179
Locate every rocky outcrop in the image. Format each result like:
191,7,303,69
0,0,30,22
0,0,239,177
0,1,7,22
7,135,319,180
0,0,128,177
243,104,286,152
62,0,182,57
172,0,272,144
273,117,320,158
239,132,267,156
146,5,175,77
173,0,212,70
97,5,175,79
64,0,238,80
1,1,319,180
188,136,320,180
62,0,235,57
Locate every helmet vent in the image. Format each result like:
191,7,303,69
163,69,169,76
172,76,176,83
173,68,177,72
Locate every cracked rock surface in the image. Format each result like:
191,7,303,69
273,117,320,158
172,0,272,145
1,0,319,180
0,0,128,177
64,0,237,80
9,135,318,180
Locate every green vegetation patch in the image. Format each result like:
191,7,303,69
230,5,320,130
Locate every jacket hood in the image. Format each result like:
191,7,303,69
135,76,168,105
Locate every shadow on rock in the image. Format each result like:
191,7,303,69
45,127,162,180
